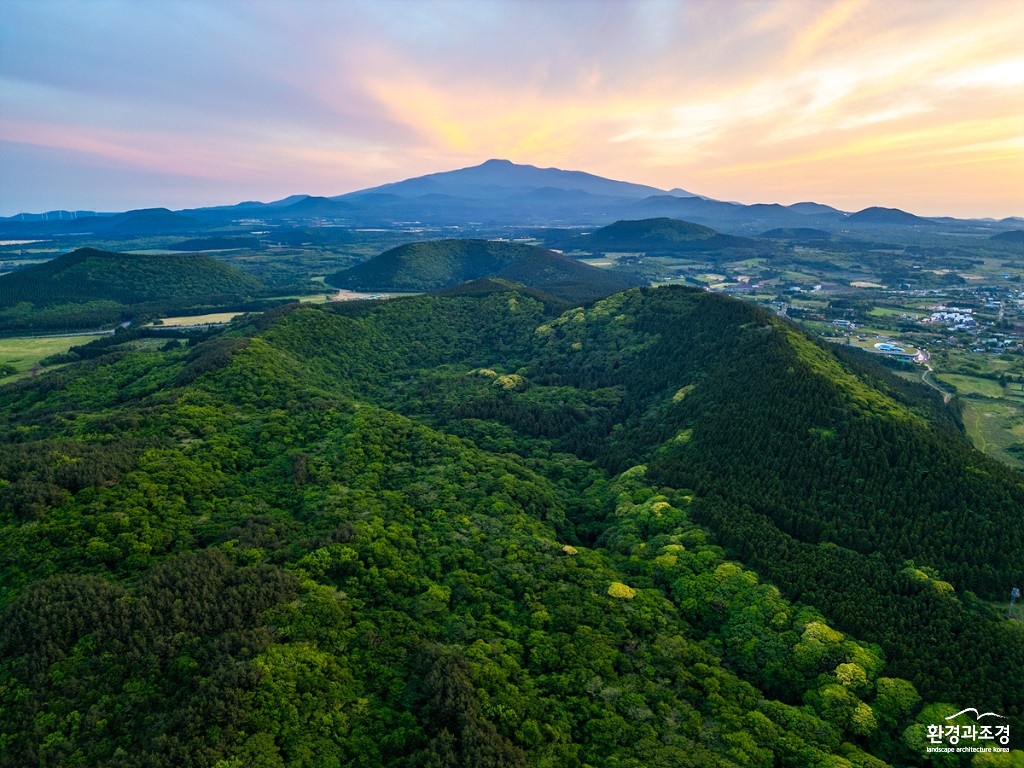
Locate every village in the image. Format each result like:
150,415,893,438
630,252,1024,468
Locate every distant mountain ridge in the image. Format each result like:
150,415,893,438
4,159,1018,235
787,202,843,216
103,208,200,233
337,158,688,201
280,196,357,216
845,206,936,226
0,207,200,235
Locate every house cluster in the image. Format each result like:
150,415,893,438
922,306,976,329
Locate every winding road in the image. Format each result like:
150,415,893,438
919,352,954,404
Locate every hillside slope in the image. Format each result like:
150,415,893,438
323,287,1024,727
991,229,1024,243
576,217,756,252
325,238,643,301
0,247,264,330
1,286,1022,764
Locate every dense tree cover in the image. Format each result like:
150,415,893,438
99,208,202,235
557,218,758,254
0,248,263,307
521,288,1024,728
325,239,643,302
318,285,1024,735
0,248,264,331
846,208,935,226
326,239,551,291
433,278,575,314
991,230,1024,243
1,284,1022,765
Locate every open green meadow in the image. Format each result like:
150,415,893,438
724,257,768,269
959,399,1024,468
0,334,104,380
867,306,925,319
937,373,1024,400
931,373,1024,467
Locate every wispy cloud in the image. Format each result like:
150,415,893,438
0,0,1021,216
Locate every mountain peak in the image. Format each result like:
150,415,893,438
338,159,672,203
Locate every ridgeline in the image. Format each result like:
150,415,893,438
1,284,1021,765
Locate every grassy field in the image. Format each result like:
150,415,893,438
155,312,246,327
0,334,104,380
959,399,1024,468
926,372,1024,468
935,373,1024,400
693,273,727,284
724,257,767,269
868,307,925,319
262,289,333,304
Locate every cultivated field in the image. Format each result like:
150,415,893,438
155,312,245,327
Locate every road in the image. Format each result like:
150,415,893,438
919,353,954,404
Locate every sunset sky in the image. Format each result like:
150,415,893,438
1,0,1022,218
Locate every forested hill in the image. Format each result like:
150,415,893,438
0,247,262,306
0,247,264,331
550,217,758,252
992,229,1024,243
1,285,1022,765
325,238,643,301
846,207,936,226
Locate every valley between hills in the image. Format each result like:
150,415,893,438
1,161,1023,766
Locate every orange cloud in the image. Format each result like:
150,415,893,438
785,0,870,70
2,0,1021,216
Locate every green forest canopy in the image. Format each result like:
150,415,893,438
0,247,264,331
325,238,643,301
1,284,1021,766
557,217,758,253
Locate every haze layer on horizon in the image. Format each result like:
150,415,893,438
1,0,1022,219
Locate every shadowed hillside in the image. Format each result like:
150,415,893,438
556,217,759,252
846,207,936,226
0,247,264,331
992,229,1024,243
325,238,644,302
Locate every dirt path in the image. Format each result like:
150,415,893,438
921,362,954,405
